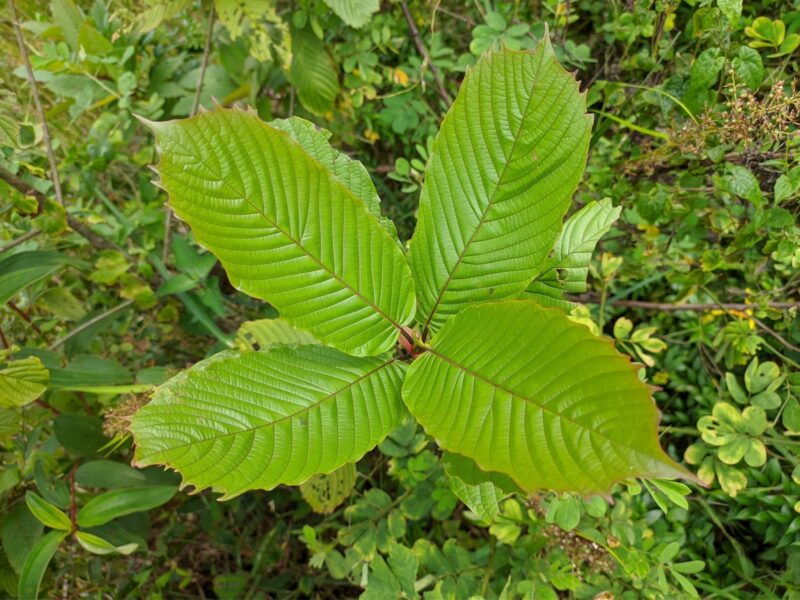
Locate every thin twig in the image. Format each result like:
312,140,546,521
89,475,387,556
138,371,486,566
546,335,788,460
400,1,452,105
164,5,215,264
0,229,42,254
48,300,134,350
9,0,64,207
192,6,216,116
8,301,41,335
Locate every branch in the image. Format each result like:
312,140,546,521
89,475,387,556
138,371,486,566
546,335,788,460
164,4,215,264
400,1,452,105
191,6,216,116
8,0,64,207
48,300,134,350
0,229,42,254
0,166,131,259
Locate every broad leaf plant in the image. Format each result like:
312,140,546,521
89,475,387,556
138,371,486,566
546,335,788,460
130,42,694,502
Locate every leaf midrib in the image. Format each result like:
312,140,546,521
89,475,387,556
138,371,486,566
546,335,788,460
136,357,399,456
422,59,551,333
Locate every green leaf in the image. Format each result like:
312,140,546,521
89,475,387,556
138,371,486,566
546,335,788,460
74,532,137,555
0,353,49,408
235,318,318,351
54,414,108,456
76,486,177,528
300,463,358,514
408,43,591,332
146,107,415,356
50,0,83,49
75,461,150,489
131,345,407,498
323,0,379,28
722,164,763,206
442,453,521,524
402,301,692,495
716,0,742,26
526,199,621,309
545,495,581,531
732,46,763,90
25,493,71,532
2,505,43,573
17,530,67,600
0,251,84,305
289,26,340,115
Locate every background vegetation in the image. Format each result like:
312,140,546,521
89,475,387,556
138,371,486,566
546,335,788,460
1,0,799,597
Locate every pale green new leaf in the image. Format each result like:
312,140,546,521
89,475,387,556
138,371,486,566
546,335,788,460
526,199,621,309
147,108,415,356
408,43,592,333
323,0,379,28
442,453,520,523
0,353,49,408
235,318,318,351
131,345,406,498
74,532,138,556
403,301,693,495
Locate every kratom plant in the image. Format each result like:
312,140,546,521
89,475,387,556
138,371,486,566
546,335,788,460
130,41,694,502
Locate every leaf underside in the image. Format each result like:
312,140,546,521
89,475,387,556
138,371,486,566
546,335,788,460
147,107,415,357
235,318,318,351
408,42,592,333
442,453,520,523
403,301,692,495
526,199,622,310
131,345,406,499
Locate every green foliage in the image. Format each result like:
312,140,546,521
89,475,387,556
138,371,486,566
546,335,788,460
2,0,799,597
132,46,686,504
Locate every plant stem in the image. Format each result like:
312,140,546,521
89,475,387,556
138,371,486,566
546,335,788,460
48,300,134,350
8,0,64,207
400,1,452,105
163,4,215,265
0,229,42,254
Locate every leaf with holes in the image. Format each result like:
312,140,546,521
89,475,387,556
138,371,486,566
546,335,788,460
402,301,693,495
407,40,592,333
131,345,406,498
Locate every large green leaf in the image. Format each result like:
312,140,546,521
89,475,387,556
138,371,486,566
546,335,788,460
76,486,177,527
0,251,85,305
289,26,340,115
323,0,379,28
146,108,415,356
131,345,406,498
407,43,592,333
403,301,692,495
526,199,621,309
